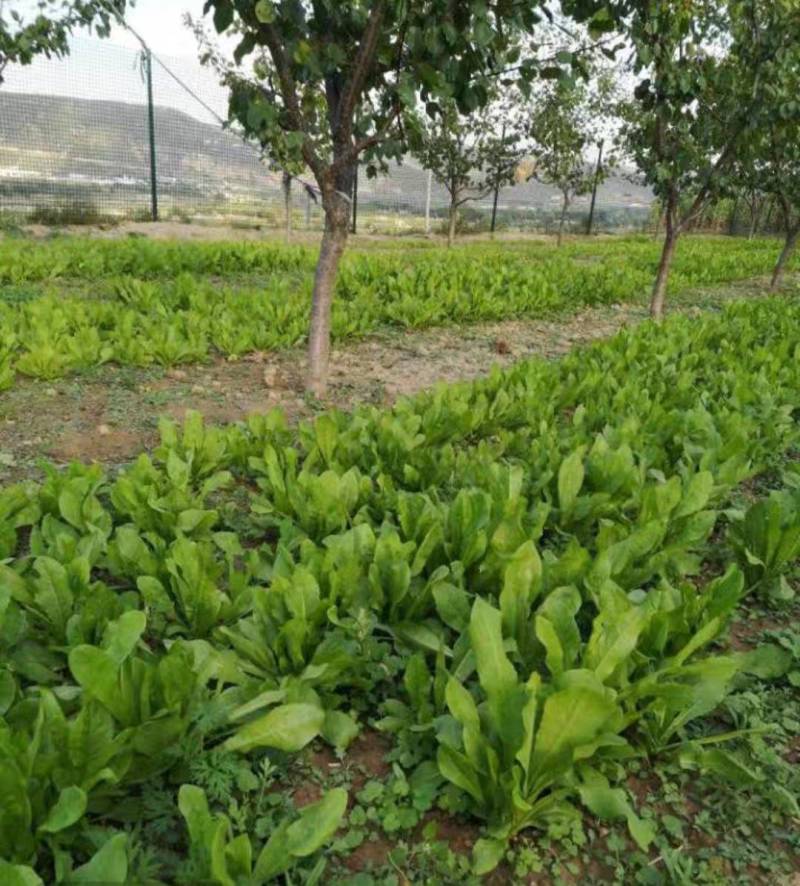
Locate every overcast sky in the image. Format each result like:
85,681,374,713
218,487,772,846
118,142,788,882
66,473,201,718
3,1,230,120
9,0,204,57
105,0,210,58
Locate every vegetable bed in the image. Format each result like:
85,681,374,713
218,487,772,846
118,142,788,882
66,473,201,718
2,296,800,882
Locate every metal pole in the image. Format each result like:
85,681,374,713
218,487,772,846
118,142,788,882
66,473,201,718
351,165,358,235
490,182,501,236
586,139,604,236
490,124,506,237
424,169,433,235
144,50,158,222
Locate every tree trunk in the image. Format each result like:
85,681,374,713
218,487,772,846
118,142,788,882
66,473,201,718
650,192,681,320
586,140,604,236
282,171,293,245
447,201,457,248
747,193,764,240
727,198,739,236
557,193,569,247
770,224,800,291
307,178,353,398
650,225,679,320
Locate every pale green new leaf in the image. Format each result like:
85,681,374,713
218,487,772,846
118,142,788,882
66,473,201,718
69,834,128,884
38,786,87,834
224,703,324,753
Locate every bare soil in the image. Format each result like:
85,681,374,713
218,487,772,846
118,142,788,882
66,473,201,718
0,302,643,482
20,218,582,246
0,274,788,484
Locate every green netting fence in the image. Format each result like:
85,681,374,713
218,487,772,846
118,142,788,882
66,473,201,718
0,35,660,234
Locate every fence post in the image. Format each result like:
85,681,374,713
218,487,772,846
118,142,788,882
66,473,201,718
586,139,604,236
351,165,358,235
424,169,433,235
490,182,501,236
144,49,159,222
490,123,506,237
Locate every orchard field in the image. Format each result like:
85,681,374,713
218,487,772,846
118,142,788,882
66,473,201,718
1,230,800,885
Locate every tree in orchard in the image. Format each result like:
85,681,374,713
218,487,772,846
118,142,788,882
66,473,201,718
526,74,614,246
410,98,523,248
201,0,613,397
739,121,800,290
611,0,800,319
0,0,126,83
189,13,320,244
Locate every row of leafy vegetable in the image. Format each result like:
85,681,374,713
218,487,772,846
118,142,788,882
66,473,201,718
1,236,796,387
2,297,800,882
0,233,788,286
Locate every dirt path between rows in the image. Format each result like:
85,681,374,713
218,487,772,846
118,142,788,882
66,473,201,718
0,275,784,483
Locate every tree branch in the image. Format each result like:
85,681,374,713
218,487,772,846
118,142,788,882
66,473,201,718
336,1,387,145
340,104,403,168
257,20,325,179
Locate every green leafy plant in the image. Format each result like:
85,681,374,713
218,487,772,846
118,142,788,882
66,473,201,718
729,491,800,602
436,598,627,873
178,783,346,884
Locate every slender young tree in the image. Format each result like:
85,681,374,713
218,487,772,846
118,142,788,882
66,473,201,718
190,14,319,244
526,76,612,246
741,122,800,290
201,0,611,396
410,99,522,247
0,0,126,83
613,0,800,319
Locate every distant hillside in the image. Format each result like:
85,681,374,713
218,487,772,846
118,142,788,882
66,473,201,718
0,91,276,209
0,91,653,219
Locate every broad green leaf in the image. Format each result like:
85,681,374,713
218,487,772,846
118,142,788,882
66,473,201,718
469,597,516,700
0,756,32,858
38,786,87,834
472,837,506,875
674,471,714,518
0,669,15,715
680,745,762,788
436,745,484,804
322,710,359,751
500,540,542,640
285,788,348,856
404,652,432,710
224,703,324,753
579,782,654,851
535,616,565,677
558,449,585,513
535,586,581,677
433,583,470,632
738,643,792,679
69,834,128,884
68,647,126,723
445,677,480,729
255,788,347,880
0,861,43,886
102,610,146,665
585,606,648,683
225,834,253,880
314,414,338,465
529,682,616,794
